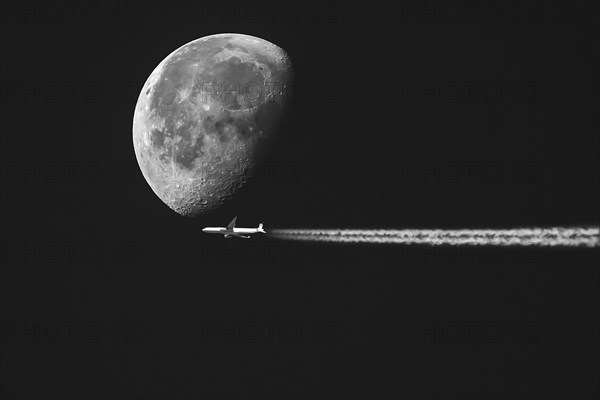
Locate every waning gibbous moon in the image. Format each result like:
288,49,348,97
133,33,293,217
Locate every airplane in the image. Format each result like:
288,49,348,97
202,217,266,239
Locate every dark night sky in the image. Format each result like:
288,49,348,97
1,1,599,398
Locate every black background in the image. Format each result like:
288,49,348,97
1,1,599,398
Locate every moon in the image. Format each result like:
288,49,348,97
133,33,293,217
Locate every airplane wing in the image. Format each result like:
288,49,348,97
229,233,250,239
226,216,237,231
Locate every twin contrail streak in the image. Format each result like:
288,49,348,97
270,227,600,247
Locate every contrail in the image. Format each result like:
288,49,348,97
269,227,600,247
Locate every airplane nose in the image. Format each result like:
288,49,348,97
202,228,207,232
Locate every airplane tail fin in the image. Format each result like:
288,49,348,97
258,222,266,233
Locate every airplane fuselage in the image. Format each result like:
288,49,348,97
202,218,265,238
202,227,262,235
